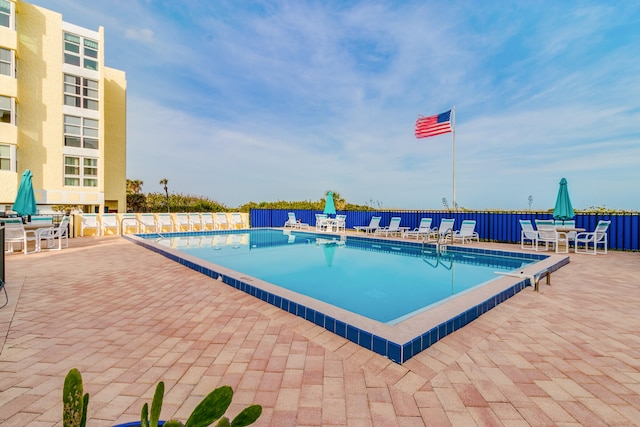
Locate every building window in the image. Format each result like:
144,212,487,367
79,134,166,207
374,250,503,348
64,74,99,110
0,48,13,77
64,32,99,71
0,0,12,28
0,144,10,170
64,115,99,149
64,156,98,187
0,95,13,124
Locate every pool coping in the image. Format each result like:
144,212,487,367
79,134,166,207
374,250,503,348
124,229,570,363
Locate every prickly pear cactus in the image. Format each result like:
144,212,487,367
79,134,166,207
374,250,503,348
63,368,89,427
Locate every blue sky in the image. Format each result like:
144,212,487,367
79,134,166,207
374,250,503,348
32,1,640,210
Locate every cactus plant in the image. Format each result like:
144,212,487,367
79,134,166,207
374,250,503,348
63,368,89,427
63,369,262,427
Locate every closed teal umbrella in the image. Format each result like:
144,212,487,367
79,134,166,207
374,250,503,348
13,169,37,217
323,191,336,216
553,177,574,222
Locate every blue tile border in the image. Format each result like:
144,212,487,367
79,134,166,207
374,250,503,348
124,230,567,364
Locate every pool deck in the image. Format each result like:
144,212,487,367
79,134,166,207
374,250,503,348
1,234,640,426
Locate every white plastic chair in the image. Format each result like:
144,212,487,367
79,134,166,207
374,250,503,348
535,219,567,252
189,213,204,231
575,220,611,255
139,213,158,233
453,220,479,244
101,213,119,235
334,214,347,233
375,217,402,237
200,213,215,230
4,219,38,254
315,214,328,231
175,213,192,231
216,213,230,230
80,214,100,236
519,220,538,249
354,216,381,234
230,213,247,229
157,213,175,232
429,218,455,242
404,218,433,240
36,216,70,251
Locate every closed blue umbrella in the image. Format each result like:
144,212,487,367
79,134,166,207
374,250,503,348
323,191,336,216
13,169,37,217
553,177,574,222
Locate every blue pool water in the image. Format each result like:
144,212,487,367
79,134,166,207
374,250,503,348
149,229,533,324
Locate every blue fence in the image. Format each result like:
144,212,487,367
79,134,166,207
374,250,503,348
249,209,640,251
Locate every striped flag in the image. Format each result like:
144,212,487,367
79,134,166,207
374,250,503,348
415,110,452,138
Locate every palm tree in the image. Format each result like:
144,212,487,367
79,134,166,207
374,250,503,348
126,179,144,195
159,178,169,212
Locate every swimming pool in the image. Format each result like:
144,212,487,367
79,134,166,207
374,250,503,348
126,229,569,363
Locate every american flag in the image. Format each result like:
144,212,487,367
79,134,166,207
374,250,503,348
415,110,452,138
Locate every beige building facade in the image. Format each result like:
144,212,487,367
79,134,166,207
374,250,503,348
0,0,126,215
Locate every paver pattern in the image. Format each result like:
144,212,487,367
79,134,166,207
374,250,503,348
1,235,639,426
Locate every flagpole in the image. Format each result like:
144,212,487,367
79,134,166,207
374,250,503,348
451,106,456,211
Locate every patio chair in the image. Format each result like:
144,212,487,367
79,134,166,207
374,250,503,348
200,213,215,230
375,217,403,237
189,213,204,231
80,213,100,236
452,220,479,244
354,216,381,234
157,213,175,232
429,218,455,242
121,213,139,234
4,219,38,254
230,213,247,229
519,220,538,249
216,213,230,230
575,220,611,255
101,213,119,235
334,214,347,233
555,219,577,245
175,213,192,231
315,213,329,231
404,218,433,240
36,216,70,251
285,212,309,229
535,219,567,252
139,213,158,233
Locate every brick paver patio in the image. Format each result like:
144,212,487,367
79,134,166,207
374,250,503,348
1,235,639,426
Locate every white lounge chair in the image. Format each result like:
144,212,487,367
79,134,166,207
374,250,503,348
200,213,215,230
404,218,433,240
139,213,158,233
285,212,309,229
36,216,70,251
175,213,192,231
575,220,611,255
430,218,455,242
4,219,38,254
121,213,139,234
101,213,119,235
230,213,247,229
354,216,381,234
519,220,538,249
452,220,479,244
80,214,100,236
216,213,229,230
535,219,567,252
189,213,204,231
375,217,403,237
157,213,175,232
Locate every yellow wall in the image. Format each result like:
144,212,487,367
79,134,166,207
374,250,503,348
104,68,127,213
